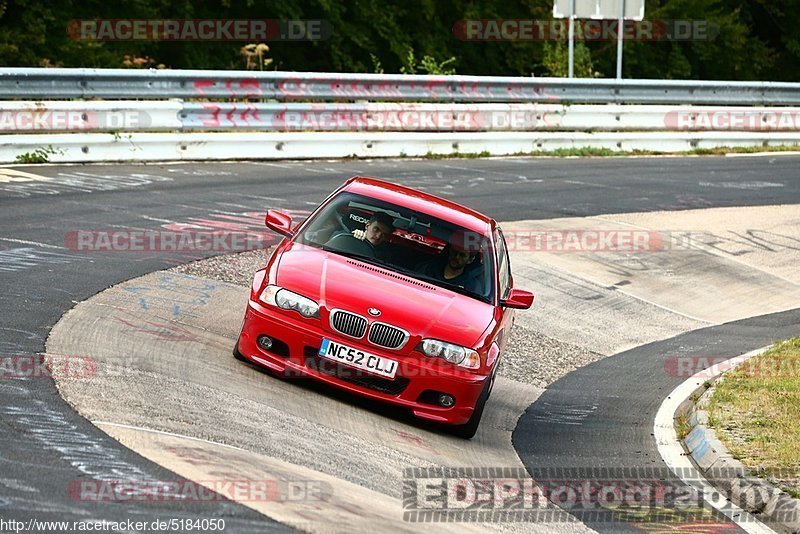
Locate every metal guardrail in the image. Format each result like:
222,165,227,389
3,101,799,133
2,68,799,163
180,103,800,131
3,68,800,105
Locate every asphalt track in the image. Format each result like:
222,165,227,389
513,308,800,532
1,155,800,530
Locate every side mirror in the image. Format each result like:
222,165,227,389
501,288,534,309
265,210,294,237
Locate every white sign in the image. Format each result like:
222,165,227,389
553,0,645,20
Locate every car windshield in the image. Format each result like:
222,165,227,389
296,192,495,303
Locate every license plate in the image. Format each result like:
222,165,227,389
318,339,398,379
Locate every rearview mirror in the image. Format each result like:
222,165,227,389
501,288,534,309
265,210,294,237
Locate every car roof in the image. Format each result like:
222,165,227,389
342,176,495,235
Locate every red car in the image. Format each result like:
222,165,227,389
234,177,533,438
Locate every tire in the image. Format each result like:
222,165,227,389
234,340,284,378
487,365,498,399
448,372,493,439
233,341,248,362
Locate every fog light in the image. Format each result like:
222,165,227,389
257,335,273,351
438,394,455,407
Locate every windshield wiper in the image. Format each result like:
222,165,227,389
320,245,402,272
321,244,375,263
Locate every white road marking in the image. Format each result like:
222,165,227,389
300,166,339,174
726,151,800,158
248,162,297,168
653,346,776,534
214,202,258,210
138,214,175,224
236,194,288,203
563,180,608,188
0,248,76,272
529,402,597,426
0,238,65,250
93,421,251,453
699,181,784,190
0,168,52,183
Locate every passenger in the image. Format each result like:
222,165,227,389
416,229,485,294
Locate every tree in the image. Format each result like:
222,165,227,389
0,0,795,81
541,41,597,78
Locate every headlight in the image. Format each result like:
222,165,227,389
259,285,319,318
418,339,480,369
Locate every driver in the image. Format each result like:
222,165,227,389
324,211,394,259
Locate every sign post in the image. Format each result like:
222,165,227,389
553,0,645,78
616,0,625,79
568,0,576,78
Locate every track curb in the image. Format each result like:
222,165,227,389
677,348,800,534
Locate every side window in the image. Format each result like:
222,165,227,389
495,230,511,299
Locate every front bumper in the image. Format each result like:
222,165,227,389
236,300,488,425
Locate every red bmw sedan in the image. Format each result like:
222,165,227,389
234,177,533,438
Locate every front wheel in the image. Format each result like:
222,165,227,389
448,372,493,439
233,340,248,362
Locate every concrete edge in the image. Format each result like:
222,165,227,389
677,348,800,534
5,147,800,168
3,131,800,164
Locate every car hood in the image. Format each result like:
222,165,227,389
275,244,493,350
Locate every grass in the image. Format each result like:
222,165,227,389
424,150,491,159
14,145,60,164
707,337,800,498
9,143,800,164
689,144,800,155
609,505,717,525
521,147,619,157
413,143,800,160
675,411,691,440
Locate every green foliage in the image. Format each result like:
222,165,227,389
613,0,787,80
424,150,491,159
369,53,384,74
240,43,273,70
14,145,60,163
527,147,619,157
541,41,597,78
399,48,457,75
675,411,691,440
0,0,796,80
